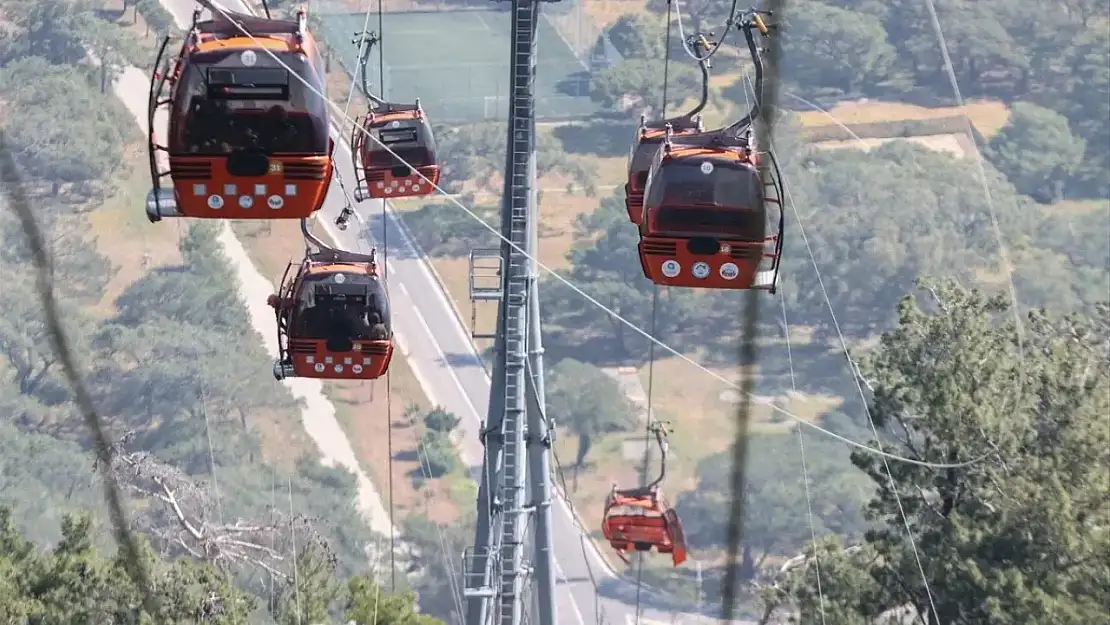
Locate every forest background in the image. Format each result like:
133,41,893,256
0,0,1105,622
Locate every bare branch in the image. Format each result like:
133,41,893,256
103,432,332,583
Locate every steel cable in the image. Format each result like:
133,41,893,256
718,0,785,618
373,0,399,591
0,131,158,610
199,0,994,471
632,2,676,619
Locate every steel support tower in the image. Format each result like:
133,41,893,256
463,0,560,624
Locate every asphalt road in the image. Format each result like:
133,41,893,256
155,1,713,622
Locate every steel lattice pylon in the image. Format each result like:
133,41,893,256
462,1,560,624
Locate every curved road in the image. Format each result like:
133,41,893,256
150,1,714,622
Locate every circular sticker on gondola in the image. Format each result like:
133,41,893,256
267,195,284,209
692,262,711,279
207,195,223,209
238,195,253,209
389,120,401,128
352,364,364,374
720,262,740,280
314,362,325,373
700,162,714,175
334,273,346,283
661,260,681,278
241,50,257,66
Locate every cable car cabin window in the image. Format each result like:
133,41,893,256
295,290,374,341
366,119,434,168
170,50,329,156
293,274,390,342
653,206,766,240
645,160,765,238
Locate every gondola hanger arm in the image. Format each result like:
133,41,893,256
352,30,388,107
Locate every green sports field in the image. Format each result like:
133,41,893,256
318,9,600,122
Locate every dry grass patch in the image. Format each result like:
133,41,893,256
330,357,464,524
230,220,304,281
815,133,971,158
580,0,649,29
1049,198,1110,216
245,407,318,468
639,356,840,480
89,145,184,315
555,355,841,564
538,186,603,268
796,98,1011,138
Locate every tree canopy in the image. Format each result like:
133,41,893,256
758,279,1109,624
0,0,157,199
546,358,639,465
0,504,446,624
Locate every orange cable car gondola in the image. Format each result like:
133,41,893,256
602,422,687,567
637,12,783,292
349,31,440,202
624,35,712,225
146,2,334,223
267,219,393,381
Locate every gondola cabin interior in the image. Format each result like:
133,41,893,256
352,103,440,200
625,115,703,224
601,488,688,567
638,138,781,291
269,259,393,381
146,10,334,222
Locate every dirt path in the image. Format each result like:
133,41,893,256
110,65,398,543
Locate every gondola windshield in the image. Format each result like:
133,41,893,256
364,117,435,169
646,159,761,209
293,273,389,342
379,126,419,145
171,50,329,155
206,67,289,100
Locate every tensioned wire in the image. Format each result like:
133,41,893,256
745,7,1030,612
6,2,1019,622
219,0,465,607
200,0,993,472
301,0,475,601
779,282,827,623
631,1,675,621
0,131,159,610
364,0,399,591
736,41,943,616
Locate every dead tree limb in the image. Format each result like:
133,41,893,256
102,432,332,586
